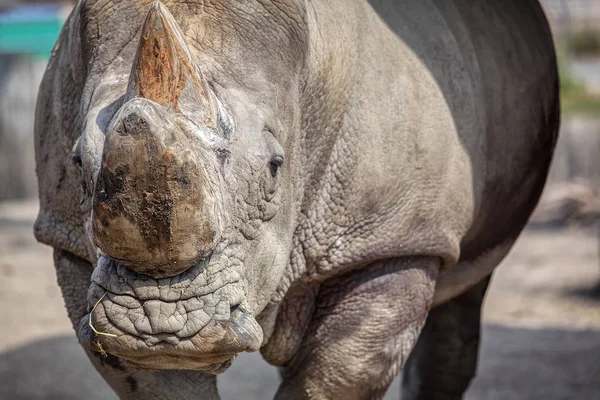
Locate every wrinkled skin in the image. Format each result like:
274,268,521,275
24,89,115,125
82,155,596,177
35,0,559,399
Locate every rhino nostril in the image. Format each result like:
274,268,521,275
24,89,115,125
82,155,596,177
230,304,241,314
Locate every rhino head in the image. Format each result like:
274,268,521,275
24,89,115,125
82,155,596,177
73,1,304,372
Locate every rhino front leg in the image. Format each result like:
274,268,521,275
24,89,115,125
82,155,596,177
401,276,491,400
54,250,220,400
275,257,440,400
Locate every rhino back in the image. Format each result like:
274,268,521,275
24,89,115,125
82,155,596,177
291,0,558,282
444,0,559,262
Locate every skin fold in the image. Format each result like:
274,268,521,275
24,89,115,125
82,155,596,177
34,0,559,399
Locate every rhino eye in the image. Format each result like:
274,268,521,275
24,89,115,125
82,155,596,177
72,138,83,168
72,152,83,168
269,156,283,178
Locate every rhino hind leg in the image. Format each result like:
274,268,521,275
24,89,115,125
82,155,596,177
401,276,491,400
275,257,440,400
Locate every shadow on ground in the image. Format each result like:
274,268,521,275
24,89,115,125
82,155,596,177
1,325,598,400
562,283,600,302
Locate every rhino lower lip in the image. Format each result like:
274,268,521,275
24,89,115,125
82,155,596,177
77,290,262,371
124,354,236,373
77,255,263,369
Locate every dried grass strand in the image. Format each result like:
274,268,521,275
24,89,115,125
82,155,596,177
88,291,117,357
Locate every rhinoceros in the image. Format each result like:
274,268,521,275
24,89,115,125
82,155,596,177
34,0,559,398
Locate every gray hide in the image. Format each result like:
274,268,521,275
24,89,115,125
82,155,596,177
34,0,559,399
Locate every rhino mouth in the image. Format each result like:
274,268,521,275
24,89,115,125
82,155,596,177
77,255,263,373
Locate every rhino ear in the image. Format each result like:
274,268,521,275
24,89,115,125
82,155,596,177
128,1,209,111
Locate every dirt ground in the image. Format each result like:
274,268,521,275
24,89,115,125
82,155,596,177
0,200,598,400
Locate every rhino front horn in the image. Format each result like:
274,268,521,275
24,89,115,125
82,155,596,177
92,98,223,277
91,2,224,278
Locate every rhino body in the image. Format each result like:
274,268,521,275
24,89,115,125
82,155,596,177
34,0,558,399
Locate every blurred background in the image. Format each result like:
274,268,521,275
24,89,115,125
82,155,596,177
0,0,598,399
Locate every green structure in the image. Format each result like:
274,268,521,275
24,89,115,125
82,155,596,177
0,4,65,59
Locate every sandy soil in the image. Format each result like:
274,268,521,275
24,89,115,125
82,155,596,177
0,200,598,399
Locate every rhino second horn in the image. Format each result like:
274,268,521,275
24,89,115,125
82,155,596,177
129,2,208,115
